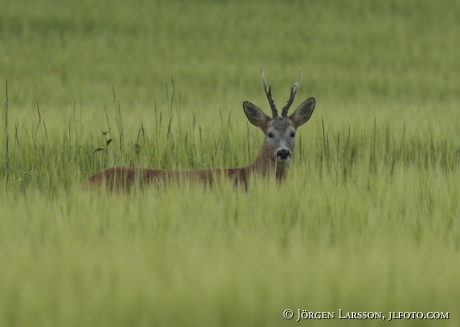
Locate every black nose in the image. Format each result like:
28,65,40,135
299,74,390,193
276,149,291,160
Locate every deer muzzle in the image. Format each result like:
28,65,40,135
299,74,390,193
276,149,292,162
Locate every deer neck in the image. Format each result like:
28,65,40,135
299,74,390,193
245,142,290,181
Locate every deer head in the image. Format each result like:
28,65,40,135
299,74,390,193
242,66,316,163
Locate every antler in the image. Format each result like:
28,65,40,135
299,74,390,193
281,69,300,117
260,66,278,118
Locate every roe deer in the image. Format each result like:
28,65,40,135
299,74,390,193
83,67,316,191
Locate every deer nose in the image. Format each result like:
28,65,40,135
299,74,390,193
276,149,291,160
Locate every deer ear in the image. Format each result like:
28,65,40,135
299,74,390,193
243,101,270,129
289,97,315,128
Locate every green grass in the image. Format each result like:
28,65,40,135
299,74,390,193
1,0,460,326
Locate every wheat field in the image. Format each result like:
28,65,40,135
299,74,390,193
1,0,460,326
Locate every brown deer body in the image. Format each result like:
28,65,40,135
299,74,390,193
84,67,316,191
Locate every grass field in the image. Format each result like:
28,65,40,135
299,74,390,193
1,0,460,326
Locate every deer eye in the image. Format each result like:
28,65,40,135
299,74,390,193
290,131,296,138
267,132,274,138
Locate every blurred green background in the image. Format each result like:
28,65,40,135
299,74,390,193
2,0,459,110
